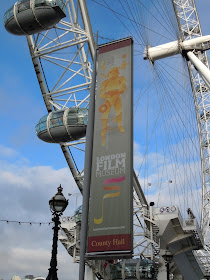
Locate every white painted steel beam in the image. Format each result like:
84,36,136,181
144,35,210,62
187,51,210,88
78,0,95,58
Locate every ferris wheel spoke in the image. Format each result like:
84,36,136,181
48,100,64,110
68,145,85,153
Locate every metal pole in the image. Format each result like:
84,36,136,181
149,202,154,261
166,262,170,280
79,35,98,280
46,214,60,280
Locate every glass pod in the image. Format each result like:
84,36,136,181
4,0,66,35
35,108,88,143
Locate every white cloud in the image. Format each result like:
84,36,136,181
0,145,80,280
0,239,79,279
0,169,32,189
133,139,203,222
3,248,50,272
0,145,18,158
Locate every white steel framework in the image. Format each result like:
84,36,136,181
27,0,95,192
143,0,210,276
145,0,210,250
172,0,210,250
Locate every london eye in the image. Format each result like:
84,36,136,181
3,0,210,279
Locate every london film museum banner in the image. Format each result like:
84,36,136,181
87,38,133,258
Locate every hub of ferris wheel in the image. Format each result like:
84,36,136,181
144,36,210,87
3,0,210,279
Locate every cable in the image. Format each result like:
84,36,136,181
0,219,52,226
90,0,174,42
68,146,80,174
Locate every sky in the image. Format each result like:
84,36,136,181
0,0,210,280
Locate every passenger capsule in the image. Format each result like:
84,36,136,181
35,108,88,143
110,259,155,279
4,0,66,36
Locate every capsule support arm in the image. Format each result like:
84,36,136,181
187,51,210,89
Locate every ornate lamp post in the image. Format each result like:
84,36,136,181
46,185,68,280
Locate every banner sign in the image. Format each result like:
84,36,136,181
87,38,133,258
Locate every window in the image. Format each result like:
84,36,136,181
35,115,47,134
50,111,64,128
3,7,14,24
17,0,30,13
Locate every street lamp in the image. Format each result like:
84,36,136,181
162,251,173,280
46,185,68,280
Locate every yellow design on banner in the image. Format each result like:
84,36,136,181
99,56,129,146
94,190,120,225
